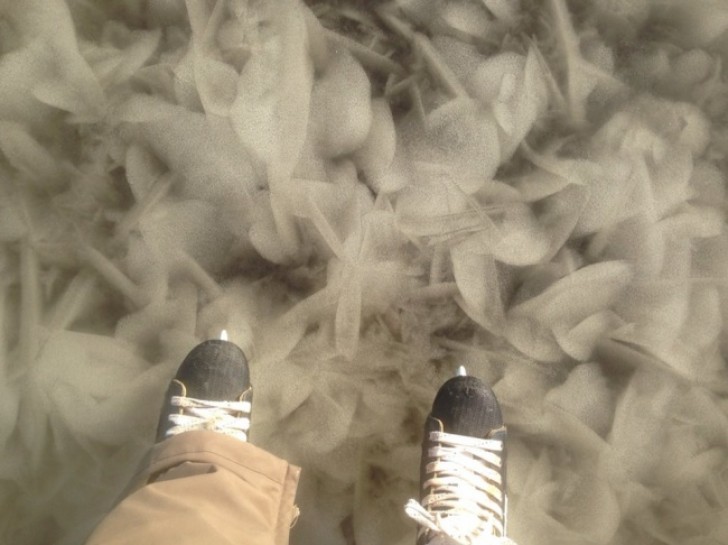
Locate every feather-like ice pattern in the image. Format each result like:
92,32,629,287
451,239,504,332
659,204,724,240
334,267,362,360
555,473,620,545
1,1,728,543
184,1,238,116
246,192,284,264
490,204,551,266
552,310,618,362
538,185,590,261
230,0,313,179
0,42,57,129
613,238,691,349
608,368,678,482
515,169,583,202
470,47,549,160
657,0,728,48
470,52,525,105
520,142,599,189
547,0,599,127
680,286,722,353
505,315,565,362
294,184,349,258
256,286,338,366
353,98,397,191
545,363,614,435
310,50,373,158
126,96,259,204
194,55,240,116
440,1,492,40
0,184,26,242
650,147,693,218
123,144,166,202
260,358,314,421
32,331,162,444
483,0,520,23
689,161,726,206
0,0,105,120
402,98,502,194
594,215,665,278
85,27,161,89
572,154,639,236
31,54,104,121
510,260,633,327
138,199,235,273
0,122,64,188
610,283,723,382
0,367,20,451
114,94,178,124
224,0,314,261
394,179,472,237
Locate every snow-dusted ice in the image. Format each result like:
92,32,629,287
0,0,727,544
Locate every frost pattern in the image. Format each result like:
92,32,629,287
0,1,727,544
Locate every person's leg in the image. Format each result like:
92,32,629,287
86,430,300,545
86,336,300,545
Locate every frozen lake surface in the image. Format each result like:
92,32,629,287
1,1,728,544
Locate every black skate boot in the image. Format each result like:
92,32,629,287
406,367,514,545
155,332,253,443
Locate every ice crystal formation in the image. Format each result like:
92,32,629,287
1,1,728,544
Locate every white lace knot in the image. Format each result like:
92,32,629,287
405,430,515,545
166,395,251,442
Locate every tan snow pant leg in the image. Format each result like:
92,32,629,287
86,430,301,545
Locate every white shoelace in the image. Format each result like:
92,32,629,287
166,395,251,442
405,430,516,545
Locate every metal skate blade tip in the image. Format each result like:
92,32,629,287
457,365,467,377
220,329,229,341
